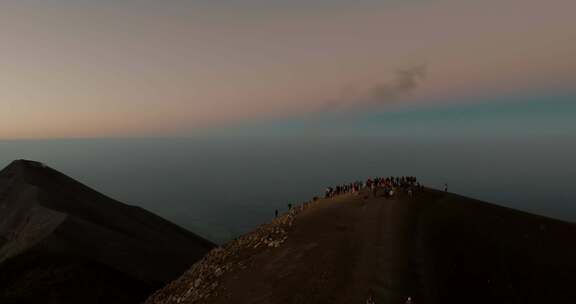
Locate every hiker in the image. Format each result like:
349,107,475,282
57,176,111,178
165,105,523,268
288,203,292,210
444,184,448,192
325,188,330,198
321,175,423,200
275,209,278,217
366,290,376,304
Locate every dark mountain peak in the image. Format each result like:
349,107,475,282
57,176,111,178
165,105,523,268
0,159,53,181
0,159,109,211
9,159,45,167
4,159,47,171
0,161,215,304
0,160,214,251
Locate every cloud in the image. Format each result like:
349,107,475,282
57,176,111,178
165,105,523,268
369,64,427,103
323,64,428,111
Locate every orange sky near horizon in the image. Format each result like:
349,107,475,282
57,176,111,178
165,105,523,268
1,0,575,139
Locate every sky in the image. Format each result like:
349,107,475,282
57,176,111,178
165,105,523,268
0,0,575,239
1,0,575,139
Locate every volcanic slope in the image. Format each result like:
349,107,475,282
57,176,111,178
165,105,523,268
147,187,576,304
0,160,215,304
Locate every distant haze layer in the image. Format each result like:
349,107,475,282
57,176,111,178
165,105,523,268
1,134,574,244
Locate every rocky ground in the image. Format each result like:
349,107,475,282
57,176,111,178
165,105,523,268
145,199,316,303
146,188,576,304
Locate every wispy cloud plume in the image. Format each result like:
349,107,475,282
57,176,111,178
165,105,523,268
369,64,427,103
324,64,428,111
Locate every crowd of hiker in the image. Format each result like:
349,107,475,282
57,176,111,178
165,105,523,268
324,176,423,199
275,176,425,218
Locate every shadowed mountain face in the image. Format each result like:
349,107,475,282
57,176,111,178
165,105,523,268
0,160,215,304
146,187,576,304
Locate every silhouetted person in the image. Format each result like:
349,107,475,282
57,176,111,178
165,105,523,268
275,209,278,217
288,203,292,210
325,187,333,198
366,290,376,304
444,184,448,192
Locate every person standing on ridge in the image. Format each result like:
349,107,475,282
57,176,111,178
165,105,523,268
444,184,448,192
366,290,376,304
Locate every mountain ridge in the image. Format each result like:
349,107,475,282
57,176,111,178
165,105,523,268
146,186,576,304
0,159,215,304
